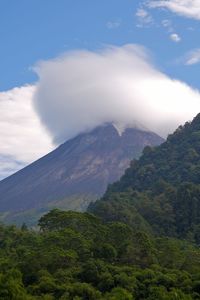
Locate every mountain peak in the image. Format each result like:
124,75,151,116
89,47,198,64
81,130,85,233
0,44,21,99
0,124,164,225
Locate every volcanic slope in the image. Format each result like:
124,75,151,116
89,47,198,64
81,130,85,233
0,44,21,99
0,124,164,224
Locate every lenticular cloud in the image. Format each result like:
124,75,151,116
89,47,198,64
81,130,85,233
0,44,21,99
34,44,200,143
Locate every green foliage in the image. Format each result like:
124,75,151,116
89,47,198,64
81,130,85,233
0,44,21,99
0,269,32,299
4,115,200,298
105,287,134,299
90,114,200,242
0,210,200,299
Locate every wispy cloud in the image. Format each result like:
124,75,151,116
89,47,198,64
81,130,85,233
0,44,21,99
170,33,181,42
106,20,121,29
135,8,153,27
148,0,200,20
161,19,174,32
184,48,200,65
0,155,24,180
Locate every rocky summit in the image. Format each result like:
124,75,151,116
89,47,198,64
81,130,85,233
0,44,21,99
0,124,164,224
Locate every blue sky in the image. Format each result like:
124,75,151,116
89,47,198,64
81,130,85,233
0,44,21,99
0,0,200,90
1,0,200,179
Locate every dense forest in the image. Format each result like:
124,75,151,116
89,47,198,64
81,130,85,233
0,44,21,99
1,209,200,299
2,114,200,299
90,113,200,243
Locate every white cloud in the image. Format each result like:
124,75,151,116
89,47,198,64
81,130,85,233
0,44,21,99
0,85,53,179
162,19,171,27
2,45,200,179
184,48,200,65
170,33,181,42
33,44,200,144
135,8,153,27
161,19,174,32
148,0,200,20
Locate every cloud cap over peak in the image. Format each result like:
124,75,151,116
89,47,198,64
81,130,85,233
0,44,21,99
34,44,200,143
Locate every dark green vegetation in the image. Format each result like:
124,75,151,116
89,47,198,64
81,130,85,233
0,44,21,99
90,113,200,244
2,114,200,299
1,209,200,299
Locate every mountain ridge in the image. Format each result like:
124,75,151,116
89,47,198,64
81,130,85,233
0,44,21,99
0,123,164,224
90,114,200,243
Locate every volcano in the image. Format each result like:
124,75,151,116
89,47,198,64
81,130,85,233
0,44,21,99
0,124,164,224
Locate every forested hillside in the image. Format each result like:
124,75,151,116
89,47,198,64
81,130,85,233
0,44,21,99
90,113,200,243
1,209,200,299
2,115,200,299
